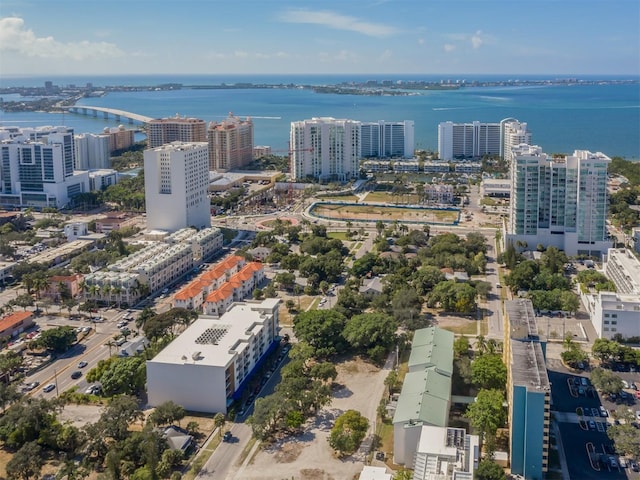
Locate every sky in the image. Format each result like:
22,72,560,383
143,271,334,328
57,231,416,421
1,0,639,77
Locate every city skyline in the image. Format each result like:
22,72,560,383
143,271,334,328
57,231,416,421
1,0,639,77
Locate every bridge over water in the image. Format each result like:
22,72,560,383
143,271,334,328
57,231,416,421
67,106,153,124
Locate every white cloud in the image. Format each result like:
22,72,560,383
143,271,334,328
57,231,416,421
0,17,123,60
471,30,484,49
443,44,456,53
279,9,398,38
378,49,393,61
418,38,425,45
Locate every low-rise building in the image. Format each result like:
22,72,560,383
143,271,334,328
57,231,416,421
63,222,89,241
393,327,454,467
358,466,392,480
146,298,281,414
424,184,454,204
0,312,34,340
203,263,265,316
88,169,118,191
94,213,138,234
412,426,479,480
42,274,83,301
481,178,511,198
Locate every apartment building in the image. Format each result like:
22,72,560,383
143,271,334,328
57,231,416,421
203,263,265,316
504,299,550,480
412,426,479,480
437,121,501,161
82,227,222,306
393,327,454,467
0,126,89,208
500,119,532,164
146,298,281,414
147,115,207,148
88,169,118,191
505,145,612,257
74,133,110,170
424,184,454,204
144,142,211,232
104,125,135,152
360,120,414,159
208,114,254,171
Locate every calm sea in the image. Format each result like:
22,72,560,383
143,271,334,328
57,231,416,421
1,74,639,159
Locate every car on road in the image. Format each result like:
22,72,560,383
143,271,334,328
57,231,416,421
85,385,101,395
223,431,233,442
70,371,82,379
43,384,55,393
23,381,39,391
77,361,88,368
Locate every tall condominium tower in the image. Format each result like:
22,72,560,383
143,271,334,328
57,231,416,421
506,145,611,257
104,125,135,153
0,126,89,208
500,118,532,163
147,115,207,148
207,113,254,171
75,133,110,170
144,142,211,232
290,117,361,181
437,121,501,161
360,120,415,159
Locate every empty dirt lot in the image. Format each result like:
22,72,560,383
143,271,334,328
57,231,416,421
237,355,392,480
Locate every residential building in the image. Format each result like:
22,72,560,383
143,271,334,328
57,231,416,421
147,115,207,148
580,248,640,339
94,212,137,234
144,142,211,232
393,327,454,467
42,273,83,301
290,117,361,181
361,160,391,173
360,120,414,159
424,161,451,173
412,426,479,480
505,146,612,257
202,262,265,316
0,261,16,285
0,126,89,208
504,299,551,480
437,121,501,161
424,184,454,204
88,169,118,191
83,227,222,305
392,160,420,173
0,312,34,340
500,119,532,164
63,222,89,241
104,125,135,152
454,162,481,174
208,114,254,171
74,133,110,170
253,146,271,158
358,466,392,480
146,298,281,414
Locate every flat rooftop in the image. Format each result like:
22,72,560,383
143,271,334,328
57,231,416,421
606,248,640,294
510,340,550,392
505,299,540,341
148,302,274,369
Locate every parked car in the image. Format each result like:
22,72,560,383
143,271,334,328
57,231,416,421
588,420,596,430
599,406,608,417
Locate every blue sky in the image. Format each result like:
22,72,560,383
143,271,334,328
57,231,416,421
1,0,639,76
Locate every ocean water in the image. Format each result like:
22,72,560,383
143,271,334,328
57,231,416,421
1,74,639,159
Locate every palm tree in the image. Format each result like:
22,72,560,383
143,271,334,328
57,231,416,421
22,274,34,295
475,335,487,355
213,413,225,437
32,275,50,300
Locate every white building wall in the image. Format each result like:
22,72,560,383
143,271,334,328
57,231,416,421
147,361,229,413
144,142,211,232
75,133,110,170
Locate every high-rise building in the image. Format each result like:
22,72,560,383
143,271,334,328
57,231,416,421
104,125,135,153
290,117,361,181
506,145,611,257
504,299,550,480
0,126,89,208
74,133,110,170
500,118,532,164
437,121,501,161
208,114,254,171
360,120,414,159
147,115,207,148
144,142,211,232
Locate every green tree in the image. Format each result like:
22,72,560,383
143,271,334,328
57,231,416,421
147,401,185,427
99,356,147,396
453,336,470,358
475,459,506,480
98,395,143,442
11,293,34,311
213,412,226,437
293,309,347,357
328,409,369,457
471,354,507,390
5,441,44,480
0,351,23,384
32,326,77,353
464,389,506,439
608,422,640,459
590,367,624,394
342,312,397,354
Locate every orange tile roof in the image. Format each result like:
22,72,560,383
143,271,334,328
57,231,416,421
174,284,204,301
205,283,235,303
0,311,33,332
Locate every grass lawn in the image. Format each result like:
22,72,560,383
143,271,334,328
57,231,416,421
327,231,351,241
363,192,421,204
440,319,480,335
377,419,394,457
312,203,459,224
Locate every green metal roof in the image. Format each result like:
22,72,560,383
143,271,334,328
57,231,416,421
408,327,454,376
392,370,451,427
